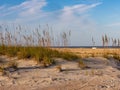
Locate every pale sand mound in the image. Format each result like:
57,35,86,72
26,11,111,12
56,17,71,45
0,56,120,90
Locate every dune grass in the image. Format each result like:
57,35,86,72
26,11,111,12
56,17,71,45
0,45,79,66
0,66,5,75
78,59,87,69
0,24,80,67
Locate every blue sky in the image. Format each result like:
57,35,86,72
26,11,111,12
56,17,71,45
0,0,120,46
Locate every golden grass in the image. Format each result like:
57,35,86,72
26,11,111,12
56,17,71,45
53,48,120,58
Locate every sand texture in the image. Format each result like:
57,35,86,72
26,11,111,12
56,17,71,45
0,54,120,90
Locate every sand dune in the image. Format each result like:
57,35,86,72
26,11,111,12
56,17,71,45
0,55,120,90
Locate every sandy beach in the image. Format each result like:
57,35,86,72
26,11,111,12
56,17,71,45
0,0,120,89
0,48,120,90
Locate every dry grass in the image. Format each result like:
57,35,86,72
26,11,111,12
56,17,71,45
0,24,79,68
78,60,87,69
0,66,5,75
55,65,62,72
54,48,120,59
7,61,18,69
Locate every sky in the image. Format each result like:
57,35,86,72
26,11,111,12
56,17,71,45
0,0,120,46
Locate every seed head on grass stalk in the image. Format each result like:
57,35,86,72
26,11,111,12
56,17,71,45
0,23,79,67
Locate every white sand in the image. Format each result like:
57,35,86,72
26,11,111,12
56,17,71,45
0,56,120,90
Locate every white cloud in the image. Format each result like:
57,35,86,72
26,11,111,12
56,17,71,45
62,2,101,14
0,1,101,30
0,1,101,24
59,2,101,23
56,3,101,31
0,0,47,20
18,0,46,17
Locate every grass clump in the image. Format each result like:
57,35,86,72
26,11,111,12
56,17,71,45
0,66,5,75
7,61,18,69
55,65,62,72
6,47,19,57
60,52,79,60
103,53,110,59
0,46,79,67
113,55,120,61
38,57,55,67
78,59,87,69
43,57,55,66
91,53,95,57
18,48,32,59
0,24,80,67
0,45,6,55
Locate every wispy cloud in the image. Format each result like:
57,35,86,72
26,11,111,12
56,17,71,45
0,0,47,19
62,2,101,14
0,5,6,10
60,2,101,22
0,0,101,27
54,2,101,32
17,0,46,17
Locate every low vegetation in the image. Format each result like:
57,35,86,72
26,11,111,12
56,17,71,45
0,23,119,72
55,65,62,72
0,24,80,68
113,55,120,61
78,59,87,69
0,46,79,66
7,61,18,69
0,66,5,75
